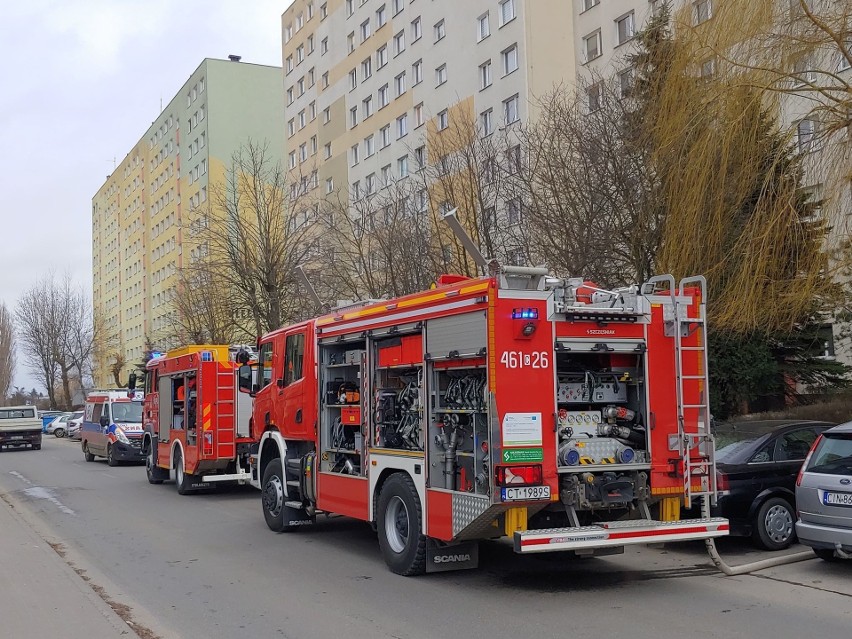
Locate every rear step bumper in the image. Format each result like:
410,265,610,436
200,471,252,483
514,517,729,553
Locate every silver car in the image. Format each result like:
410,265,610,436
795,422,852,561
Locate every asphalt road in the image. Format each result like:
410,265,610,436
1,436,850,639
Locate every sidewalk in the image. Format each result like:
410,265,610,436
0,493,137,638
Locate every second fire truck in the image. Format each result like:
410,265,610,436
237,268,728,575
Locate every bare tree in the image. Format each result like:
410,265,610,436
0,303,14,404
175,141,315,340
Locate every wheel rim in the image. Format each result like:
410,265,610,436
264,474,284,518
764,504,793,544
384,495,410,554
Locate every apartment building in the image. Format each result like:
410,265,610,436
280,0,575,253
91,57,284,387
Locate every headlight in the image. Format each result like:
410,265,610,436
114,427,130,444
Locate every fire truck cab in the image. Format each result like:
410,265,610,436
142,345,256,494
244,269,728,575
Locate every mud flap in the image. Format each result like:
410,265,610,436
283,504,315,528
426,540,479,573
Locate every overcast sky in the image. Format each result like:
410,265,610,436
0,1,293,391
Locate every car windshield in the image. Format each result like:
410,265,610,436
71,412,83,420
807,433,852,475
715,439,758,462
111,401,143,423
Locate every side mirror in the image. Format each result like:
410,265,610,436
128,372,137,391
99,415,110,428
238,365,254,394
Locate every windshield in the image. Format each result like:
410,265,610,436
715,439,758,462
111,401,143,423
807,434,852,476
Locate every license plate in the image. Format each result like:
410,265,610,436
823,491,852,507
10,435,24,440
501,485,551,502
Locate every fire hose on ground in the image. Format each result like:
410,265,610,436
700,495,815,575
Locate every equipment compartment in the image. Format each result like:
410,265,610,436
554,350,649,469
319,338,365,475
372,334,423,452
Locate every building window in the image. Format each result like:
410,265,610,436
323,107,331,123
414,102,424,127
321,3,328,20
362,56,372,79
366,173,376,195
289,151,297,169
694,0,712,25
379,83,389,107
507,198,522,225
499,0,515,26
351,144,360,166
481,108,493,136
583,0,600,10
382,164,392,184
361,19,371,41
297,45,304,63
365,135,375,157
797,119,816,152
412,59,423,84
299,110,306,128
394,30,405,55
377,45,388,68
377,4,387,27
587,83,601,111
502,45,518,75
326,177,334,193
436,64,447,86
288,119,295,137
480,60,492,89
309,101,317,120
415,147,426,170
380,124,391,148
307,35,315,54
299,143,308,162
321,37,328,54
324,142,332,159
397,113,408,138
616,12,635,45
504,94,520,123
584,30,602,62
395,71,407,96
618,68,633,98
322,71,329,89
412,17,422,41
349,68,358,90
286,55,293,73
506,145,521,174
397,155,409,178
346,0,354,17
287,87,294,105
437,109,449,130
478,12,490,41
699,57,717,78
392,0,403,16
434,19,445,42
348,32,355,53
363,94,374,118
350,106,359,127
352,180,361,200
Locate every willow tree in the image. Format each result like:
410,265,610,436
627,6,848,416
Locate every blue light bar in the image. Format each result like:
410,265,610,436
512,308,539,320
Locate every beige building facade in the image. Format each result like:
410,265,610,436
91,58,284,387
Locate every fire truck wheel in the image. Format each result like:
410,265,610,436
106,444,119,467
752,496,795,551
262,459,292,532
174,449,193,495
377,473,426,576
83,443,95,462
146,442,165,484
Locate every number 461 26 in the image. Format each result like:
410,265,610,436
500,350,549,369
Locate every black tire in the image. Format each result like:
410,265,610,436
33,444,41,450
752,496,796,550
54,428,65,438
377,473,427,576
83,443,95,462
813,548,839,562
262,458,293,532
146,441,165,485
174,449,193,495
106,444,119,467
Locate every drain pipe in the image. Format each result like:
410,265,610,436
702,496,814,575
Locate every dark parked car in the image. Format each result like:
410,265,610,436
708,419,835,550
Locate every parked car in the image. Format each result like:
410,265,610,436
46,412,73,437
40,410,63,433
68,413,84,441
706,419,835,550
795,421,852,561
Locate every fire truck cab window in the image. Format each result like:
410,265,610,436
259,342,274,388
285,333,305,386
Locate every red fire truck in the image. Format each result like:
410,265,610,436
237,269,728,575
142,345,257,494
